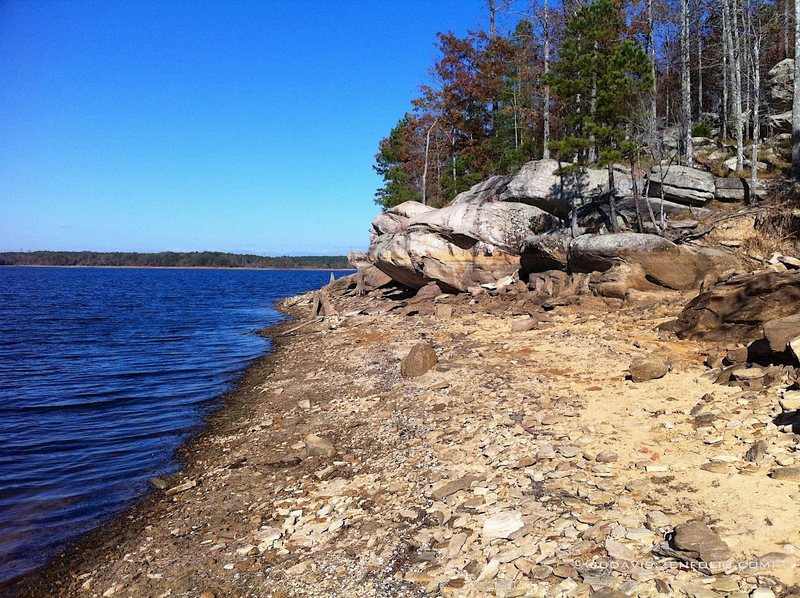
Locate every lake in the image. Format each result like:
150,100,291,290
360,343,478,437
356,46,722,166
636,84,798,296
0,267,343,582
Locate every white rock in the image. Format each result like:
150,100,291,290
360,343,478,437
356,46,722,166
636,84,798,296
476,558,500,582
605,538,636,561
482,511,524,540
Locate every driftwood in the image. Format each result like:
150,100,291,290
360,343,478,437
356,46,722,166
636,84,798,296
308,288,338,319
354,270,367,296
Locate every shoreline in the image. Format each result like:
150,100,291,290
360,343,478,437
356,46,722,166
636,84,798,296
2,304,305,596
7,279,799,597
0,265,355,271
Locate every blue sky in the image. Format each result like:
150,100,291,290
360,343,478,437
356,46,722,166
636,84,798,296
0,0,516,255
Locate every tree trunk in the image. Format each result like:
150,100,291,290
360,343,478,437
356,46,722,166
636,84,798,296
794,0,800,177
751,13,760,204
732,0,745,170
422,118,438,206
681,0,694,165
607,162,619,233
721,0,729,142
698,38,703,116
451,130,457,188
631,158,643,232
642,177,662,235
648,0,658,143
543,0,551,160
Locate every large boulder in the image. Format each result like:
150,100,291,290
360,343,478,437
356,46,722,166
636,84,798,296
715,177,748,202
647,165,716,205
767,58,794,112
486,159,610,218
762,314,800,353
409,198,555,253
520,230,571,275
568,233,741,292
368,198,556,292
674,271,800,343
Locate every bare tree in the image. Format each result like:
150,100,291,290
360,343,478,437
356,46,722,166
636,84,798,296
750,1,761,203
721,1,729,141
422,118,439,206
732,0,745,169
542,0,551,159
647,0,658,141
682,0,694,165
794,0,800,177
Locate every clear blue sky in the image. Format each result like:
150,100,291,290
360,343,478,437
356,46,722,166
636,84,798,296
0,0,513,255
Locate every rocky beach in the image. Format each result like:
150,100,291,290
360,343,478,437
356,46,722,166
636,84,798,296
10,250,800,597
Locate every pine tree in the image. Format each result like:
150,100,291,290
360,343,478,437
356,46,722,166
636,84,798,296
547,0,653,234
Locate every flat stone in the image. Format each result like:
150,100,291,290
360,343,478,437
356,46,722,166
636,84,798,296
305,433,335,458
482,511,524,540
780,390,800,412
629,357,670,382
732,367,766,381
596,450,619,463
625,528,656,542
165,480,197,496
430,474,482,500
664,521,734,574
476,558,500,582
725,347,749,364
400,343,438,377
790,338,800,362
435,304,453,319
769,466,800,482
764,314,800,352
511,318,538,333
778,255,800,269
605,538,636,561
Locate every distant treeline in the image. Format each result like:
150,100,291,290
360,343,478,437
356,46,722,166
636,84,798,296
0,251,351,269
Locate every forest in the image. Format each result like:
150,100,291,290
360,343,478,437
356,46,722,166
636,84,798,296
0,252,351,269
374,0,799,210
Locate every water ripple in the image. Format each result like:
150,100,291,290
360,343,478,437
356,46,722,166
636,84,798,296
0,266,343,582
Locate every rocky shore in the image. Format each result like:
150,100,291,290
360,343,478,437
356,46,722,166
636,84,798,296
9,268,800,598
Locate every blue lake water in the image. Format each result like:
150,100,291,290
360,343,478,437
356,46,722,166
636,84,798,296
0,267,344,582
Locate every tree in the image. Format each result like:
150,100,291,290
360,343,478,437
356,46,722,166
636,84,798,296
681,0,694,165
547,0,653,233
794,0,800,177
374,115,423,209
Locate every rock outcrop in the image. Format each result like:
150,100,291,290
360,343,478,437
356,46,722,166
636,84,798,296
519,230,571,274
715,177,749,202
369,160,743,293
647,165,716,205
674,270,800,344
767,58,794,112
473,159,612,218
568,233,739,292
368,198,556,292
767,110,792,135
